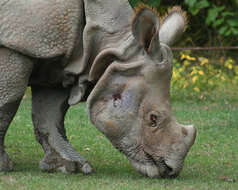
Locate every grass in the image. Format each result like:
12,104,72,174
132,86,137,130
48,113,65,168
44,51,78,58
0,95,237,190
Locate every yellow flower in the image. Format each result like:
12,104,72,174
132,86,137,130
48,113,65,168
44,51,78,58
221,76,226,81
179,67,184,72
227,58,233,64
173,71,178,79
193,87,200,92
200,58,209,66
183,82,188,89
235,66,238,75
227,64,233,70
198,70,204,75
191,67,197,75
225,58,234,69
184,60,191,66
186,55,196,61
208,80,214,86
181,54,196,61
192,75,198,83
180,53,186,60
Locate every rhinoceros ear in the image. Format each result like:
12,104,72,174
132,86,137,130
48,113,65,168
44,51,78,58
131,4,160,51
159,6,187,46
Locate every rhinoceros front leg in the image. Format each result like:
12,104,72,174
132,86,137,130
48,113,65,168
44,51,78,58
0,48,33,171
31,87,93,174
0,101,20,172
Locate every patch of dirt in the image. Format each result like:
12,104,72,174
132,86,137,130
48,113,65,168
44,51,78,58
0,175,16,184
219,176,235,183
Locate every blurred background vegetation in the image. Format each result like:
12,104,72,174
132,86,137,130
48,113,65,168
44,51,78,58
129,0,238,48
128,0,238,101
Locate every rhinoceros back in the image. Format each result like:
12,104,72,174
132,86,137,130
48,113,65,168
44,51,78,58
0,0,83,59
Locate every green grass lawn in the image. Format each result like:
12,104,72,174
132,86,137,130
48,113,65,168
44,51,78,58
0,95,237,190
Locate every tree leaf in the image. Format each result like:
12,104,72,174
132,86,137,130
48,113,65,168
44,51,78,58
128,0,141,8
184,0,197,7
206,8,220,25
146,0,160,7
230,27,238,35
197,0,210,9
190,7,200,15
227,19,238,27
225,29,231,36
222,12,235,17
218,26,228,35
216,5,225,12
213,18,224,27
187,0,210,16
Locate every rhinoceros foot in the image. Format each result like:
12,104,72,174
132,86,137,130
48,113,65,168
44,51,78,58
39,151,93,174
0,151,14,172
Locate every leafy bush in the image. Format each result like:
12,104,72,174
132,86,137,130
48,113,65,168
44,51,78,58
171,53,238,101
184,0,238,46
129,0,160,8
129,0,238,47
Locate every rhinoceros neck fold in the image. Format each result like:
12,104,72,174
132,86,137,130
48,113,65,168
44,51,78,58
64,0,135,76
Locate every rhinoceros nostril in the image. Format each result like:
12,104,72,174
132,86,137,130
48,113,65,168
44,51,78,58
149,113,161,127
150,114,157,122
159,159,176,178
150,114,157,127
162,160,173,172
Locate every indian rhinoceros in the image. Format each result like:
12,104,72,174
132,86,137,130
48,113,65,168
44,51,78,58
0,0,196,178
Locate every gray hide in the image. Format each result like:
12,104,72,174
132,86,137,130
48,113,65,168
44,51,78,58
0,0,196,178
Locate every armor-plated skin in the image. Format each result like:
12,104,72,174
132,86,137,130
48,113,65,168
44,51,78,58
0,0,196,178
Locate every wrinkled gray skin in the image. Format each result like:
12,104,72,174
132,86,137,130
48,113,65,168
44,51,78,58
0,0,196,178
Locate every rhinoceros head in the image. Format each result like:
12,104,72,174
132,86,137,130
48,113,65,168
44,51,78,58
87,6,196,178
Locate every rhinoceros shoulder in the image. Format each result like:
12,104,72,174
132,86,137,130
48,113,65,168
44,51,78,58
0,0,84,59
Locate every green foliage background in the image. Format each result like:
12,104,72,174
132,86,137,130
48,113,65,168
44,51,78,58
129,0,238,47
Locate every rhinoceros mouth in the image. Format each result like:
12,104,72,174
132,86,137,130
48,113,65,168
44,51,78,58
130,152,179,178
112,139,179,178
146,153,179,178
145,153,172,177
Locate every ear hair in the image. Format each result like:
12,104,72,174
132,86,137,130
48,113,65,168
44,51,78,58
159,6,187,46
161,6,187,32
132,3,160,24
131,3,160,51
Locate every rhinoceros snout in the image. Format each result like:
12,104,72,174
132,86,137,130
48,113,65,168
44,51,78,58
157,124,197,178
162,124,197,178
182,124,197,148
